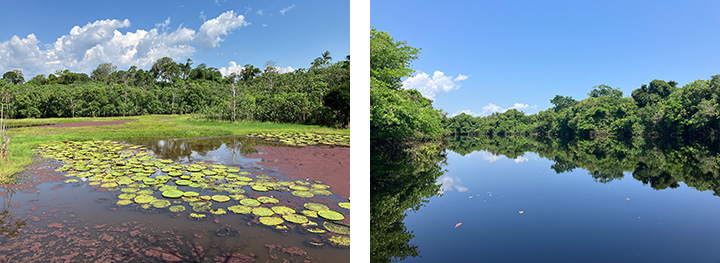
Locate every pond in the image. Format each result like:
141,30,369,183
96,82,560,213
1,135,350,262
371,136,720,262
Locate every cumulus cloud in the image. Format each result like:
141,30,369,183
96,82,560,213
197,10,249,48
436,175,469,194
280,5,295,15
480,151,503,163
401,71,468,100
480,102,538,116
219,61,295,77
0,11,249,78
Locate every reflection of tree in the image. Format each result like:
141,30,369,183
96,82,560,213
447,136,720,196
0,188,25,238
133,136,274,162
371,141,446,263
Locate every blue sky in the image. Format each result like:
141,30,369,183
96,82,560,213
0,0,349,78
372,0,720,116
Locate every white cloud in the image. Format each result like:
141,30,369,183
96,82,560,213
219,61,295,77
257,10,263,15
0,11,250,78
280,4,295,15
436,174,469,194
450,109,481,117
401,71,468,100
478,102,538,116
197,10,249,48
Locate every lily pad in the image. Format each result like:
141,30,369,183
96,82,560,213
323,221,350,235
259,216,284,226
292,191,314,198
283,214,309,224
152,200,171,208
318,210,345,221
117,199,134,206
228,205,252,214
169,205,186,212
118,193,136,200
271,206,296,215
239,199,261,207
183,191,199,197
304,203,330,211
162,190,184,199
257,196,279,204
211,195,231,202
252,185,269,192
252,207,274,216
338,202,350,209
134,194,156,204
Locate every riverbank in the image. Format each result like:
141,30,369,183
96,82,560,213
0,115,349,181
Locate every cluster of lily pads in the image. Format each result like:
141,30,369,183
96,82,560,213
34,140,350,248
245,132,350,147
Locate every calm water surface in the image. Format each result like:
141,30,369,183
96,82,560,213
1,136,349,262
372,137,720,263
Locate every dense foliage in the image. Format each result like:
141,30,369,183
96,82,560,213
447,75,720,141
0,54,350,127
371,141,446,262
448,135,720,195
370,27,444,142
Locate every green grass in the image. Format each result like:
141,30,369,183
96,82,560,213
1,115,348,181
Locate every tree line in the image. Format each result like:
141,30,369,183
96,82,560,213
447,76,720,142
0,53,349,128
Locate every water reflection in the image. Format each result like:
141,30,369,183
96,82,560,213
131,136,281,165
0,189,25,238
371,135,720,262
370,141,447,263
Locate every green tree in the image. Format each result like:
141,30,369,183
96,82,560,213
2,70,24,85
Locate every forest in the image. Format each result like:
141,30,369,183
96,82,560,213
0,52,349,128
446,76,720,142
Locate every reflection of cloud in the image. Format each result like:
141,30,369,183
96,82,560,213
481,103,538,116
480,152,503,163
514,155,530,163
436,174,469,194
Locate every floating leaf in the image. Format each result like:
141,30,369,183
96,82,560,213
240,199,261,207
323,221,350,235
211,195,231,202
162,190,184,199
304,203,330,211
338,202,350,209
118,193,136,200
259,216,284,226
117,199,133,206
257,196,279,204
228,205,252,214
271,206,296,215
292,191,314,198
318,210,345,221
134,194,156,204
253,207,274,216
283,214,309,224
152,200,171,208
169,205,186,212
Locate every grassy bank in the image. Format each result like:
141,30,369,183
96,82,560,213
1,115,349,181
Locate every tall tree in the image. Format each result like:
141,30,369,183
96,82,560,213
2,70,24,85
91,63,117,83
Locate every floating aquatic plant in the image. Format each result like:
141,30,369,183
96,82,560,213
211,195,231,202
338,202,350,209
169,205,186,212
283,214,309,224
318,210,345,221
228,205,252,214
257,196,279,204
323,221,350,235
252,207,274,216
239,199,261,207
271,206,296,215
304,203,330,211
259,216,284,226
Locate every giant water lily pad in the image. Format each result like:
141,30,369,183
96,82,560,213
283,214,309,224
318,210,345,221
304,203,330,211
118,193,136,200
252,207,274,216
240,199,261,207
162,190,184,198
228,205,252,214
252,185,269,192
183,191,199,197
211,195,231,202
323,221,350,235
271,206,296,215
259,216,284,226
134,194,155,204
324,234,350,248
169,205,186,212
152,200,171,208
292,191,314,198
338,202,350,209
117,199,134,206
176,179,192,186
257,196,279,204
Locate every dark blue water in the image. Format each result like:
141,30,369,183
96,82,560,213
372,137,720,263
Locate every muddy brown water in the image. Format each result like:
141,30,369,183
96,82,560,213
0,136,349,262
